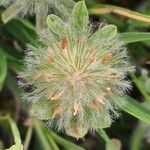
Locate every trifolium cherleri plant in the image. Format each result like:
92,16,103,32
19,1,134,139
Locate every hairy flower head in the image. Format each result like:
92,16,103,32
0,0,13,6
20,1,134,139
1,0,74,23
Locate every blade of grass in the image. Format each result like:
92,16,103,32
0,140,4,150
130,124,143,150
89,4,150,23
41,123,59,150
0,116,23,150
120,32,150,43
33,119,84,150
131,74,150,102
4,19,36,44
123,97,150,124
0,52,7,91
0,43,23,72
48,130,85,150
97,129,117,150
46,133,60,150
33,119,52,150
24,126,33,150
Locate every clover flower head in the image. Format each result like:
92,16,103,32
2,0,74,23
0,0,13,6
16,0,74,16
19,1,134,139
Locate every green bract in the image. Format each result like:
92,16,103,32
20,1,134,139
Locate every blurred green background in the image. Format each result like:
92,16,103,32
0,0,150,150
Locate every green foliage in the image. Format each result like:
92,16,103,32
73,1,89,30
98,129,117,150
123,97,150,124
20,1,134,138
33,119,85,150
120,32,150,43
0,51,7,91
88,25,117,42
0,116,23,150
47,14,65,36
130,124,144,150
131,74,150,102
0,0,150,149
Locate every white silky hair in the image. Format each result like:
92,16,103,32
0,0,13,6
1,0,74,17
19,14,134,132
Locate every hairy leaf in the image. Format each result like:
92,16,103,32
47,14,65,36
73,1,89,30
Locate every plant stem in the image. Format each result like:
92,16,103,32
97,128,117,150
130,124,144,150
33,119,52,150
36,13,42,33
35,7,47,33
24,126,33,150
48,130,85,150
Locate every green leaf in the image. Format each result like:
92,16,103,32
0,43,22,62
123,97,150,124
42,126,60,150
0,116,23,150
6,73,21,97
4,19,36,44
0,140,4,150
89,25,117,42
33,119,53,150
16,18,36,32
73,1,89,30
24,126,33,150
47,14,65,36
2,3,23,23
0,52,7,91
120,32,150,43
131,74,150,102
130,124,143,150
0,43,23,72
145,78,150,94
8,117,23,150
34,120,85,150
46,134,59,150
